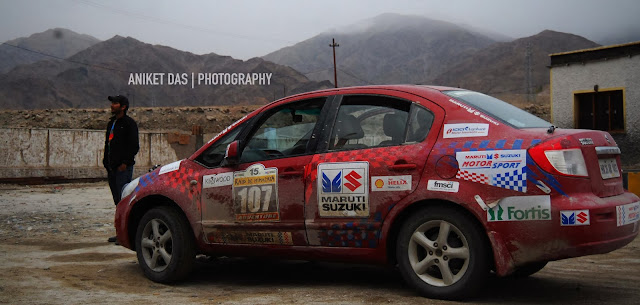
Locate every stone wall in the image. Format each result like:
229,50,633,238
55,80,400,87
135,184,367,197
0,128,210,180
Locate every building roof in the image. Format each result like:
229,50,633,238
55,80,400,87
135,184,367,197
549,41,640,67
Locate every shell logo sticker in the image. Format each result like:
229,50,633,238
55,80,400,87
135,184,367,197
371,176,412,191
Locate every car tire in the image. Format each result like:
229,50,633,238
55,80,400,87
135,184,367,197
396,206,490,300
510,261,548,278
135,206,195,283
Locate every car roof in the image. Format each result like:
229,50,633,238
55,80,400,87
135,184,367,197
279,84,466,102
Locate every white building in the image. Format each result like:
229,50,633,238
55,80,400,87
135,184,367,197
550,41,640,167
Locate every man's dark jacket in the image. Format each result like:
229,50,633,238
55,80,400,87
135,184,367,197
103,115,139,171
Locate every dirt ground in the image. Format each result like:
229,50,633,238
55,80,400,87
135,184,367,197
0,182,638,304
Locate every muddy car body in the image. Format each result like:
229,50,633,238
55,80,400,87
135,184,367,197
114,85,639,299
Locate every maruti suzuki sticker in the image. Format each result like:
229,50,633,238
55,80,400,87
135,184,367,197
456,149,527,192
487,195,551,222
443,123,489,138
317,162,369,217
560,210,590,226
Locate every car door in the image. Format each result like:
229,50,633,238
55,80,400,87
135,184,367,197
304,92,443,248
198,97,328,247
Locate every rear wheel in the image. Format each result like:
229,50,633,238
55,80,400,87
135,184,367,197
396,206,490,300
135,206,195,283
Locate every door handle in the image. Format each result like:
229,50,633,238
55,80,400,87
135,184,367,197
389,163,417,171
281,170,304,177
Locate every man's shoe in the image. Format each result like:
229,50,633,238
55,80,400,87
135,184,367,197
108,236,117,243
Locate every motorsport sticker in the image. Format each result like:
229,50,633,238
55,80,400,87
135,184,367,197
443,123,489,138
487,195,551,222
616,201,640,226
560,210,590,226
159,160,181,175
456,149,527,192
427,180,460,193
203,172,233,188
209,230,293,245
233,164,279,222
371,175,411,191
317,162,369,217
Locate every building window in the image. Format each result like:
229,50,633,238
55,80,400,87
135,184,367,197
575,89,624,132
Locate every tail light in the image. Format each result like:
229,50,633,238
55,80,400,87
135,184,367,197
529,137,588,177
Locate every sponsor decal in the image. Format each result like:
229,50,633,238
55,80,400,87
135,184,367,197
209,230,293,245
232,164,279,222
487,195,551,222
371,175,411,191
456,149,527,192
560,210,590,226
427,180,460,193
159,160,181,175
317,162,369,217
446,98,500,126
579,138,594,146
202,172,233,188
616,201,640,226
443,123,489,138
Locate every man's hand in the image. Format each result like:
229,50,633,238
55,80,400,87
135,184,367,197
117,164,127,172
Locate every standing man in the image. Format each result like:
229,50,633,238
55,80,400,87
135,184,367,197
103,95,139,242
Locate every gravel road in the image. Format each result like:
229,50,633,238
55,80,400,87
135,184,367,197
1,182,638,304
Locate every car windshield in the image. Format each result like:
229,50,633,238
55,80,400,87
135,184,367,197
443,90,551,128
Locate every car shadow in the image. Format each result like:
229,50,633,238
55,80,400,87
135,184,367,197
173,256,633,303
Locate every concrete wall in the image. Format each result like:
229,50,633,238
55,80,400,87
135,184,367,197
550,55,640,166
0,128,206,180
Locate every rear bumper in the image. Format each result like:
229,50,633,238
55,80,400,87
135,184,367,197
489,191,639,276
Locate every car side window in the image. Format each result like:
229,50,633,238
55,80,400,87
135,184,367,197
194,124,244,168
240,98,325,163
407,104,435,143
329,96,412,150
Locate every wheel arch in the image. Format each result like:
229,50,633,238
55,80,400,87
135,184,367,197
385,199,494,268
127,195,194,251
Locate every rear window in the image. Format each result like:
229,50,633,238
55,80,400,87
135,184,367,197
443,90,551,128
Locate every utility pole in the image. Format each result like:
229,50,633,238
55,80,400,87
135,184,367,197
330,38,339,88
525,43,533,103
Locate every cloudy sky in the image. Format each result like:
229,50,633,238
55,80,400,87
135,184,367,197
1,0,639,59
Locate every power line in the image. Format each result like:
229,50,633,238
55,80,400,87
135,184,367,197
337,68,373,85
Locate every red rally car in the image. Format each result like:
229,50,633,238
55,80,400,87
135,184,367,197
114,85,639,300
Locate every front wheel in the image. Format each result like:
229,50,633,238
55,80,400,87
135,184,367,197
396,206,490,300
135,206,196,283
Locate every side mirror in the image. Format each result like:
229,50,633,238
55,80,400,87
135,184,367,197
224,140,240,165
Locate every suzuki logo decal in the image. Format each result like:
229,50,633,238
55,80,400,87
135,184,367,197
344,170,362,191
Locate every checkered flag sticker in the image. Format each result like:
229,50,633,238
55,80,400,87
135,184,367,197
492,168,527,192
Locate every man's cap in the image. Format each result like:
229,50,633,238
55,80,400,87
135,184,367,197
108,95,129,107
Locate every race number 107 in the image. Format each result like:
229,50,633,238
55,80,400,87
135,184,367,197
236,185,273,213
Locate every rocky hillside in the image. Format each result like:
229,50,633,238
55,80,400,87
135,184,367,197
0,28,100,73
0,35,332,110
431,30,600,96
263,13,496,87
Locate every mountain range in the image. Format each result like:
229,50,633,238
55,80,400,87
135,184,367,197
0,14,612,110
0,34,332,109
